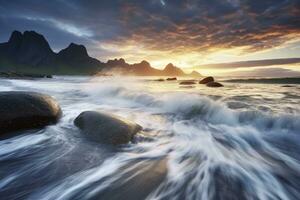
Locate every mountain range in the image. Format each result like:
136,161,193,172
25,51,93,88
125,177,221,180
0,30,201,77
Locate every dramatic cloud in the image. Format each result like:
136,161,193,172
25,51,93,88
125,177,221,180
196,58,300,69
0,0,299,68
225,67,300,77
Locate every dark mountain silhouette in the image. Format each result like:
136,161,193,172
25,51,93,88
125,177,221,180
162,63,185,76
188,70,202,77
104,59,199,76
57,43,103,73
0,30,104,75
0,30,201,76
0,31,56,69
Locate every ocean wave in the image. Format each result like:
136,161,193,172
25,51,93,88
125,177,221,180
1,77,300,200
85,83,300,132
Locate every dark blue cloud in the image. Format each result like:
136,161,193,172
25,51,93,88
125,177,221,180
0,0,299,58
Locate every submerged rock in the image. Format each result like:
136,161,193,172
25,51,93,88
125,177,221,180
0,91,62,135
179,81,196,85
206,81,224,87
74,111,142,145
199,76,214,84
166,77,177,81
94,158,168,200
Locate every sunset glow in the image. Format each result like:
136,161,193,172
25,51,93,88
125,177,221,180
0,0,299,76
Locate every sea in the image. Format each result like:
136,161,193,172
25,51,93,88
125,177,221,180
0,76,300,200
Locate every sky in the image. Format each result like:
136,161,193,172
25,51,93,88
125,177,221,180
0,0,300,76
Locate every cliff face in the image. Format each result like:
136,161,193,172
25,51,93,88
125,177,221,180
0,30,201,76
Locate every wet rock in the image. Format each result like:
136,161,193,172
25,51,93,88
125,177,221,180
179,86,196,89
155,78,165,82
90,158,168,200
179,81,196,85
166,77,177,81
74,111,142,145
199,76,214,84
206,82,224,87
0,91,62,135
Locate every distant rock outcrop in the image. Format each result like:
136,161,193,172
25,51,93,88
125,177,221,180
199,76,214,84
206,82,224,87
179,80,197,85
166,77,177,81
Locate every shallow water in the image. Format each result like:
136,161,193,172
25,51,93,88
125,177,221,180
0,76,300,200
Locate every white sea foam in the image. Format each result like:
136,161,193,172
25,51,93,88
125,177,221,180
0,76,300,200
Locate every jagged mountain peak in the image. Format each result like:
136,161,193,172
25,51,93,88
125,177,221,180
107,58,127,66
58,43,89,58
8,30,22,44
164,63,176,69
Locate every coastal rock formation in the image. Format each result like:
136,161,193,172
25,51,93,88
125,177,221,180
199,76,214,84
179,80,196,85
74,111,142,145
166,77,177,81
0,91,62,135
206,82,224,87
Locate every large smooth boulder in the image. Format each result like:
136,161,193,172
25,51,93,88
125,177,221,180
206,82,224,87
74,111,142,145
0,91,62,134
199,76,214,84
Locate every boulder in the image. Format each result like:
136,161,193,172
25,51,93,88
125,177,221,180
166,77,177,81
0,91,62,134
74,111,142,145
199,76,214,84
179,81,196,85
206,82,224,87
